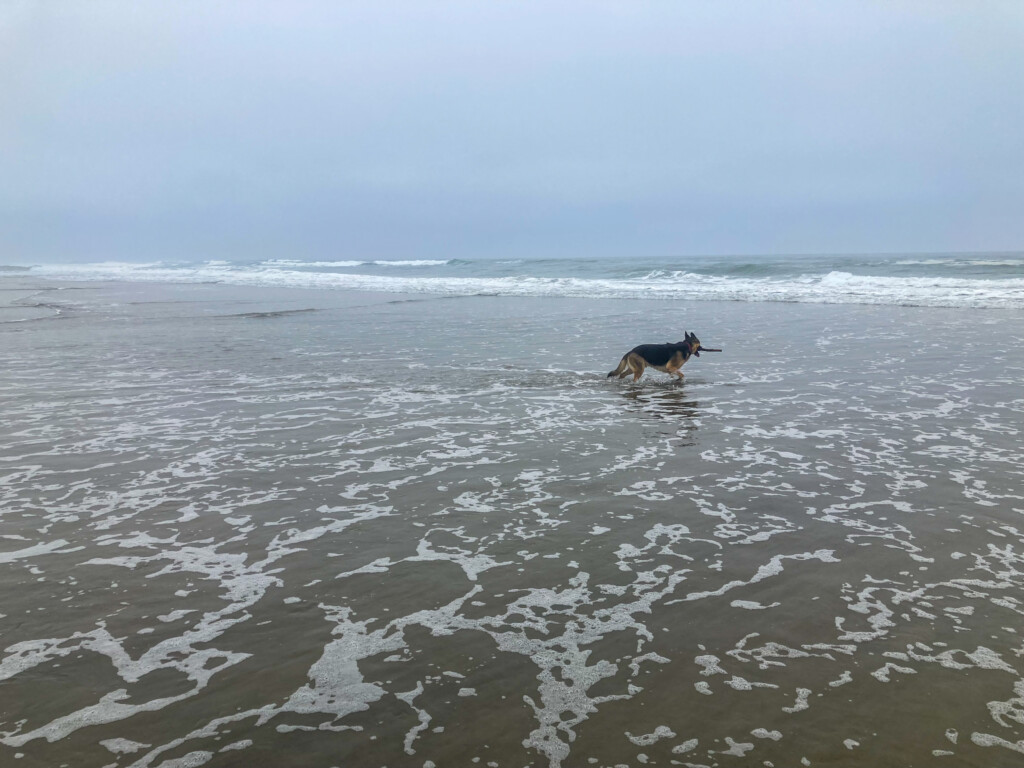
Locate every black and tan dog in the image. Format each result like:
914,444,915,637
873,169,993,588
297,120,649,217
607,331,707,382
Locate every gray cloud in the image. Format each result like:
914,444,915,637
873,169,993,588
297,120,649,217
2,0,1022,262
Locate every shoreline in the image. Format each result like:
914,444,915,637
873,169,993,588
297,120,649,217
3,273,1024,319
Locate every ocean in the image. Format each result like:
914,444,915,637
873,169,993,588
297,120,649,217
1,254,1024,767
7,251,1024,309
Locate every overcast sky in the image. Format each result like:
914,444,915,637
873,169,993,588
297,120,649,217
2,1,1022,262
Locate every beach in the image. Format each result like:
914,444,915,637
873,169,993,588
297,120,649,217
2,275,1024,768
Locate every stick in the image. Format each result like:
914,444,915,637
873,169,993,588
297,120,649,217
699,348,723,352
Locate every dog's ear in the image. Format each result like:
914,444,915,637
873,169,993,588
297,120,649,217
684,331,692,340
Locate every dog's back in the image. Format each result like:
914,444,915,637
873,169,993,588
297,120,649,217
629,343,690,367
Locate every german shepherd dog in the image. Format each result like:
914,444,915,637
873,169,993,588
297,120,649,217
607,331,704,382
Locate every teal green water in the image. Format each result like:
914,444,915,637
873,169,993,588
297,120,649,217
7,251,1024,308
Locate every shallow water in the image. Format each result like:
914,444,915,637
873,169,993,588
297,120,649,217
2,281,1024,767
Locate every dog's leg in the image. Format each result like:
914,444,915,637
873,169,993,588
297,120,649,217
619,354,638,379
620,353,639,381
628,354,645,381
667,352,686,382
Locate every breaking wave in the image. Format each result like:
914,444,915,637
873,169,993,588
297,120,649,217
9,259,1024,309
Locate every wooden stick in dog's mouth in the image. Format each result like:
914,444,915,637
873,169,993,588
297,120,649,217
698,347,723,352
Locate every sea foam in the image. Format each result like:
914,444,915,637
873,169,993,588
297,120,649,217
14,260,1024,308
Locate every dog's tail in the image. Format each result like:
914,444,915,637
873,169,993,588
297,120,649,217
607,355,628,378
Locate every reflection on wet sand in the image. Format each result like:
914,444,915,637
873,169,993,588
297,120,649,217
622,387,700,418
619,384,702,438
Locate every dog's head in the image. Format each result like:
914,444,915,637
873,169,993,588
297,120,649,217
683,331,702,357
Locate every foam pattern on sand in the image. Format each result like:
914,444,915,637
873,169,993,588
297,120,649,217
2,294,1024,767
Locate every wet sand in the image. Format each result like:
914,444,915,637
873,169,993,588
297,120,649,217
2,279,1024,767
